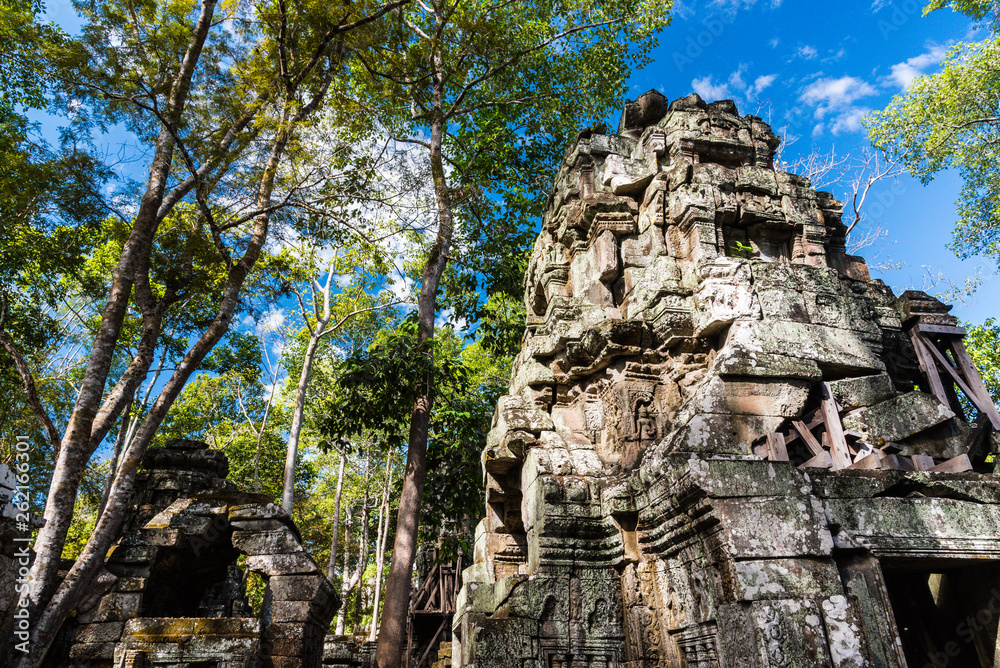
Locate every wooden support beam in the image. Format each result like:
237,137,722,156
910,454,936,471
949,339,1000,430
880,454,914,471
847,452,883,470
791,421,824,457
782,409,824,448
910,331,950,407
928,454,973,473
920,337,982,412
766,432,789,462
821,382,853,470
798,451,833,469
915,323,967,337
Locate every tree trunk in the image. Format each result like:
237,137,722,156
24,0,220,622
327,448,347,581
337,454,371,635
282,325,323,512
335,505,354,635
97,397,131,518
368,456,394,642
20,45,305,668
375,95,453,667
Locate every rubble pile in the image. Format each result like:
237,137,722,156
61,439,339,668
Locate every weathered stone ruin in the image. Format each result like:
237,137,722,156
453,91,1000,667
58,439,338,668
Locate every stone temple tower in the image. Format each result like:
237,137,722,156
451,92,1000,667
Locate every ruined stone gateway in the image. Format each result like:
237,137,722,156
452,92,1000,667
57,439,339,668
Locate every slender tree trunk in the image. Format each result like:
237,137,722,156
97,396,131,518
253,340,284,493
337,454,371,635
375,89,454,667
335,505,354,636
20,47,308,668
368,456,394,642
282,327,323,512
327,448,347,581
0,324,61,453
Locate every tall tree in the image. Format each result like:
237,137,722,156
348,0,670,663
16,0,406,662
866,0,1000,265
282,249,402,513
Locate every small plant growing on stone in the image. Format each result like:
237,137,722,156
730,241,755,258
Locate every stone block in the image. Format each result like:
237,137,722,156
593,229,619,281
684,458,813,498
73,621,126,643
827,373,894,410
693,376,809,417
491,396,555,438
820,594,868,668
754,320,883,374
712,497,833,558
731,558,842,600
666,413,784,455
842,392,954,444
827,496,1000,552
269,574,334,603
232,528,303,555
230,503,290,521
246,552,319,576
69,641,116,660
230,518,288,531
94,592,142,621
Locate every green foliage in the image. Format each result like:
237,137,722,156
963,318,1000,406
923,0,999,28
421,338,510,557
866,22,1000,265
730,241,755,258
319,318,469,446
354,0,670,336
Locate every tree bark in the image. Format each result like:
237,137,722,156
0,326,61,454
20,34,309,668
337,454,371,635
327,448,347,581
375,70,454,665
368,454,394,642
282,319,326,512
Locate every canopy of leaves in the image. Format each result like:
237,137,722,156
964,318,1000,406
866,4,1000,265
352,0,670,335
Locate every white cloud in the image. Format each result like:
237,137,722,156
769,37,779,48
728,66,747,91
830,107,868,134
888,45,949,89
258,308,286,334
798,75,877,135
692,75,730,101
694,67,777,104
799,76,877,116
826,48,847,62
796,45,818,60
752,74,777,94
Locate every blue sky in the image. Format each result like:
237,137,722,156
622,0,997,324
